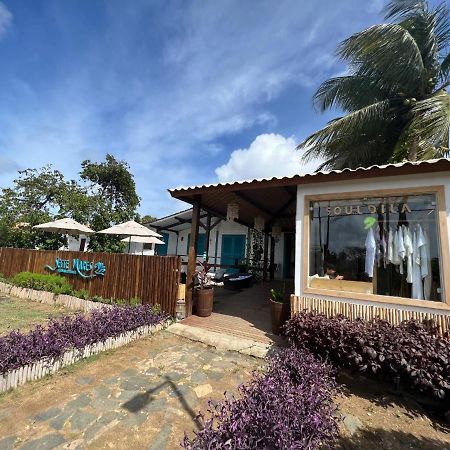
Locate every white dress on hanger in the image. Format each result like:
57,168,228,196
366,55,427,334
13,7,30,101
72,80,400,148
365,227,376,278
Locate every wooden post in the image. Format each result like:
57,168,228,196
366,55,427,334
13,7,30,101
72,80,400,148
269,236,275,280
186,196,201,316
204,213,211,261
263,232,269,282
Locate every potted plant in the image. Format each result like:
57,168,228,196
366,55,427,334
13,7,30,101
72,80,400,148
270,285,290,335
194,260,214,317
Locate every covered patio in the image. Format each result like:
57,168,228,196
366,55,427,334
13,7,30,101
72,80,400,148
181,280,292,344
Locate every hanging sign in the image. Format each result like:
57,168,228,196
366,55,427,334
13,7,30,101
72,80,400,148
45,258,106,279
326,202,411,216
227,203,239,222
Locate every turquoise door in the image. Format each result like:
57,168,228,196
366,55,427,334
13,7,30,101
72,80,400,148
157,232,169,256
221,234,246,274
187,233,206,256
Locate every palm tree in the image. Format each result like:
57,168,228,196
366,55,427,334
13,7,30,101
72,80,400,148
298,0,450,170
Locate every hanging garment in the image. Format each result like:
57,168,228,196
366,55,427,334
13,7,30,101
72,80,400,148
365,227,376,278
388,227,394,263
397,227,405,274
420,227,432,300
402,225,413,284
380,229,388,268
412,229,424,300
391,229,401,265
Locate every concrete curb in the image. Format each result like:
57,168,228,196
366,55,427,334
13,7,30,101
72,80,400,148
167,323,273,359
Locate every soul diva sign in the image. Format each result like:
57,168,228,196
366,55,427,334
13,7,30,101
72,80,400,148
326,202,412,216
45,258,106,279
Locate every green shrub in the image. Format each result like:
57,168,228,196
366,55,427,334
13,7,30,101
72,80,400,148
72,289,90,300
11,272,73,295
129,297,141,306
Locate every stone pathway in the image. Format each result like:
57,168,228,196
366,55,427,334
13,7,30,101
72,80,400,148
0,332,262,449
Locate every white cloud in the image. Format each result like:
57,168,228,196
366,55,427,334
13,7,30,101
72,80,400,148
215,133,321,183
0,2,12,40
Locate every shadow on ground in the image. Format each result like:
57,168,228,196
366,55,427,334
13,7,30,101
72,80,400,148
121,375,202,429
337,428,450,450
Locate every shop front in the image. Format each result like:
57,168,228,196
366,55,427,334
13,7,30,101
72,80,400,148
170,158,450,332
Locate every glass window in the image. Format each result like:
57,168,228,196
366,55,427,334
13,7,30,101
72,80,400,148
308,193,443,302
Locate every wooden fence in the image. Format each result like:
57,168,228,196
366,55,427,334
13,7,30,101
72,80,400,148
291,295,450,336
0,248,181,315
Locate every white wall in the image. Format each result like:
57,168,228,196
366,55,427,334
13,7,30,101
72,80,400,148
163,219,285,278
294,171,450,313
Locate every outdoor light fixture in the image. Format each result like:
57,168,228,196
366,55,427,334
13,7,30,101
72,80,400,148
271,224,282,239
254,215,265,232
227,203,239,222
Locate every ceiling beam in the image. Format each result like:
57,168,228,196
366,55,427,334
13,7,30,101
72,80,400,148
232,190,273,217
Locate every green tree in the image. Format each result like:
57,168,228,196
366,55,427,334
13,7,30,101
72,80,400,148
298,0,450,170
138,214,157,224
0,167,82,249
80,154,141,252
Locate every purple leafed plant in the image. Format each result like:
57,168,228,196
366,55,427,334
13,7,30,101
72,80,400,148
182,347,339,449
0,305,168,374
285,312,450,401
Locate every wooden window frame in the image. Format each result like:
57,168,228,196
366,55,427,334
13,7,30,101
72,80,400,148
303,185,450,311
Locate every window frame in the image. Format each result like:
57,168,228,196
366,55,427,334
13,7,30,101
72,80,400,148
303,185,450,310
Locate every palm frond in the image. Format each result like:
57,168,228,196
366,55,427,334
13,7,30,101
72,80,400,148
408,89,450,147
338,24,425,95
440,53,450,82
298,100,396,167
313,75,393,112
384,0,427,21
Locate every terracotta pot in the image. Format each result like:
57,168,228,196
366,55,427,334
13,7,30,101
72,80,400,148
270,299,290,335
195,287,214,317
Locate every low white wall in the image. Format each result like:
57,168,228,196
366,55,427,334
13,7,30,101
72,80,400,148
0,322,167,393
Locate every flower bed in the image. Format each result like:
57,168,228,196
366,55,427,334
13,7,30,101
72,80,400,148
0,305,170,392
182,347,339,449
285,311,450,402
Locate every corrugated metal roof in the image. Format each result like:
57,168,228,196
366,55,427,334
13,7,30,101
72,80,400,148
169,158,450,194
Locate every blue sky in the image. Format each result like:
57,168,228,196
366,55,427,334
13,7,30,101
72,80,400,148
0,0,435,216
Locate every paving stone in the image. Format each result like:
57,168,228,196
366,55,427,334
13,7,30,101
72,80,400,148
144,397,167,413
66,393,91,410
144,367,160,377
104,376,119,385
84,421,107,441
33,407,62,422
123,411,149,427
0,435,17,450
19,433,65,450
204,370,224,381
190,370,208,383
120,377,152,391
48,410,73,431
343,413,364,435
98,411,121,425
91,397,119,411
93,386,111,398
164,371,184,382
76,376,95,386
120,368,138,377
193,384,213,398
69,411,97,432
148,424,172,450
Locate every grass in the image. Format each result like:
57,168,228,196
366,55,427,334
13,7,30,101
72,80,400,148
0,294,76,335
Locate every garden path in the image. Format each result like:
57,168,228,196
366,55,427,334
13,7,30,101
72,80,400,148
0,331,261,450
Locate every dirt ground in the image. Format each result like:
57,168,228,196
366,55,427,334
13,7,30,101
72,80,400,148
0,295,75,334
0,330,448,449
336,373,450,450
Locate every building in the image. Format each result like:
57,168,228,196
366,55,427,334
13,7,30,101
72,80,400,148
169,158,450,332
148,208,292,279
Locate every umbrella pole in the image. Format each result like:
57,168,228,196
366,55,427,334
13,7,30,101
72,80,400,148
128,236,131,254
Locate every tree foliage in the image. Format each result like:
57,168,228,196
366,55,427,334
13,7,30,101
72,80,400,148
298,0,450,170
0,155,142,252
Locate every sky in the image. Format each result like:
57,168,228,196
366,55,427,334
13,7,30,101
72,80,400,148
0,0,433,217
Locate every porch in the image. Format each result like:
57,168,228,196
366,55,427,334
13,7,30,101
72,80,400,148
181,280,292,344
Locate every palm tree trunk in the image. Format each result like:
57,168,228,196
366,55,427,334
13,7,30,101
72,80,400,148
408,138,418,161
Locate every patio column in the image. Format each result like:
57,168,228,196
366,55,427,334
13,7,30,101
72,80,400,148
204,213,211,261
186,195,201,316
269,236,275,280
263,232,269,282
